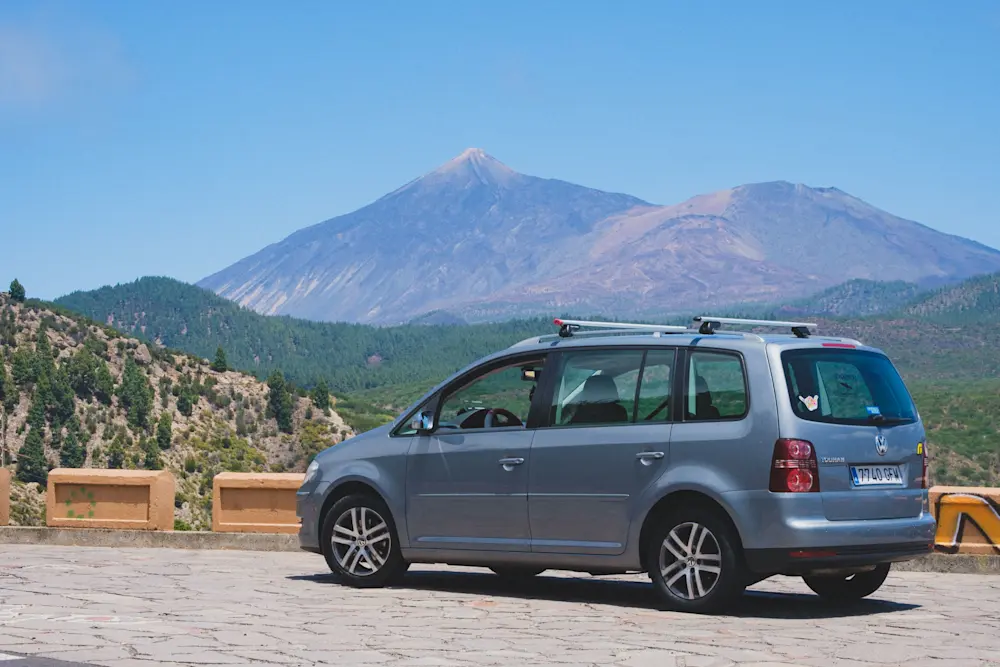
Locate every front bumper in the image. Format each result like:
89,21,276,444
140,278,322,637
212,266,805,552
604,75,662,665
296,490,322,554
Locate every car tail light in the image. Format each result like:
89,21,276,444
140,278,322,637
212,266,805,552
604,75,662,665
921,443,928,489
769,438,820,493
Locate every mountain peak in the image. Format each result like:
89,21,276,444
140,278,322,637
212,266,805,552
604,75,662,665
454,147,490,162
434,147,516,182
385,148,520,198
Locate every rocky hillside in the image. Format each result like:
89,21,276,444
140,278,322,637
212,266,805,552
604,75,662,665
197,149,1000,324
0,293,350,529
770,279,925,318
902,271,1000,324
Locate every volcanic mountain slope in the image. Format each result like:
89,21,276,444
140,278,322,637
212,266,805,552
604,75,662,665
199,149,1000,324
0,292,350,528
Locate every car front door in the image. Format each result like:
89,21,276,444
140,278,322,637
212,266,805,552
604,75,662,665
528,348,676,555
404,354,547,552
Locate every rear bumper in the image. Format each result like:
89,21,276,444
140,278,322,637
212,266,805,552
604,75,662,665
744,540,934,576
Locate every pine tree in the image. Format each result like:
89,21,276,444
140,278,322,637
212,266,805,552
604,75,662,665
156,412,172,450
0,362,17,412
95,359,115,405
211,346,228,372
33,326,54,380
10,346,37,388
118,356,153,429
267,370,294,434
49,420,63,451
16,426,47,485
140,436,161,470
66,346,99,399
8,279,25,303
27,380,48,430
176,392,193,417
60,419,86,468
0,311,15,348
311,378,331,411
48,367,75,425
106,434,125,469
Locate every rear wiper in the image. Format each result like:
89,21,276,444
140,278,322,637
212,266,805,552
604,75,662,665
868,414,911,425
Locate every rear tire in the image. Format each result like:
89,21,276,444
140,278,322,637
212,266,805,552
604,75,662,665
646,507,746,614
803,563,890,602
321,493,407,588
490,566,545,579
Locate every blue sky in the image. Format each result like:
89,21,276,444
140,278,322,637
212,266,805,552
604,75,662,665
2,0,998,300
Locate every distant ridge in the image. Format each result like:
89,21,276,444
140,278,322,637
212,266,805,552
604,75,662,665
189,148,999,324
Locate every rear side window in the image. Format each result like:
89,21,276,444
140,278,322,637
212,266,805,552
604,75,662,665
546,348,677,427
550,350,645,426
685,351,748,421
781,348,916,425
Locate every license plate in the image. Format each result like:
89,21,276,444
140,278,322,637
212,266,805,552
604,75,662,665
850,465,904,487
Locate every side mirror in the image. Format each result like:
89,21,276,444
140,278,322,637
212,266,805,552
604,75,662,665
410,411,435,433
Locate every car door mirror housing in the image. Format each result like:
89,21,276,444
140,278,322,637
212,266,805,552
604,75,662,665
411,411,436,433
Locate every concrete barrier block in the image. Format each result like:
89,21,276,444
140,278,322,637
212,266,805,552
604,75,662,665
929,486,1000,555
0,468,9,526
212,473,304,534
46,469,175,531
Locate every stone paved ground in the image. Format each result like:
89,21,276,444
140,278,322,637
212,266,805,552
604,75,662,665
0,545,998,667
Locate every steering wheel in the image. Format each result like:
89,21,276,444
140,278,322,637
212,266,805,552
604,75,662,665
484,408,523,429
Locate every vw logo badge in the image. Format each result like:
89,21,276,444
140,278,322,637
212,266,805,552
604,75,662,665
875,434,888,456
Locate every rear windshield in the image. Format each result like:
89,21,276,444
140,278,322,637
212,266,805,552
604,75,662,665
780,348,916,426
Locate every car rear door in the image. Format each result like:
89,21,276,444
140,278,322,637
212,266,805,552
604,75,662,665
772,344,925,521
526,347,676,555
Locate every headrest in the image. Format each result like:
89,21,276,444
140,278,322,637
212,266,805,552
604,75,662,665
580,374,621,404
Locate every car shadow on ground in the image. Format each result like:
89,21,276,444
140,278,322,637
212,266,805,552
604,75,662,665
288,568,918,620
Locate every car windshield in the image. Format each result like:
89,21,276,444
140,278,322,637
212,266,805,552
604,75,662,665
780,348,916,426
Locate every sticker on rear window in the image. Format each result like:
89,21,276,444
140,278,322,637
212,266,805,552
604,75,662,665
866,406,881,416
799,395,819,411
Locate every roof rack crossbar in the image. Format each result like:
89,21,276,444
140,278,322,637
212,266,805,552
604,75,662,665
553,318,689,338
692,315,817,338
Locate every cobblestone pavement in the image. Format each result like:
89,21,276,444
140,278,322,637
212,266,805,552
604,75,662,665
0,545,998,667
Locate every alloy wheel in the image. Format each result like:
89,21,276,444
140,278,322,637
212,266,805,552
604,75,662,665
331,506,392,577
658,521,723,600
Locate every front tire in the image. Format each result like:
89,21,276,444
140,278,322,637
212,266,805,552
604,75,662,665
803,564,890,603
321,493,406,588
646,507,746,614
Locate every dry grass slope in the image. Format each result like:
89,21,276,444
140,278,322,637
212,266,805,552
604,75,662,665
0,294,351,529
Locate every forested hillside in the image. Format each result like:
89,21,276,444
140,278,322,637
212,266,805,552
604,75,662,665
56,277,545,392
902,271,1000,323
0,291,350,528
769,279,925,318
57,275,1000,388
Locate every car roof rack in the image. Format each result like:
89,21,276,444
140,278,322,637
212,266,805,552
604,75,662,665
692,316,817,339
553,318,689,338
509,315,848,348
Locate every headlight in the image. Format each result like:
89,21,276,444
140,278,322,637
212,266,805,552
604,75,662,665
303,460,320,485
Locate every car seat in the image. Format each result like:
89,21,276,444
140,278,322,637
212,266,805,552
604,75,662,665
566,375,630,424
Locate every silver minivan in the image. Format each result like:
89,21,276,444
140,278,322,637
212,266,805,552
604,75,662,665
296,316,935,613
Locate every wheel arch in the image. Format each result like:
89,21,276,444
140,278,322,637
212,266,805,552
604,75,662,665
318,479,393,546
637,489,745,574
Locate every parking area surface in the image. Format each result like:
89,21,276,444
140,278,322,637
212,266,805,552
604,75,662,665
0,546,997,667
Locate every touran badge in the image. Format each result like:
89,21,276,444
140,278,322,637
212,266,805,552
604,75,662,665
875,434,888,456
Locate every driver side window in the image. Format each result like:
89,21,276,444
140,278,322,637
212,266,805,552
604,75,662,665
437,358,544,431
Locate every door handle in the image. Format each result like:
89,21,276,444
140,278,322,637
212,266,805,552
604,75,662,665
636,451,664,460
498,457,525,469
